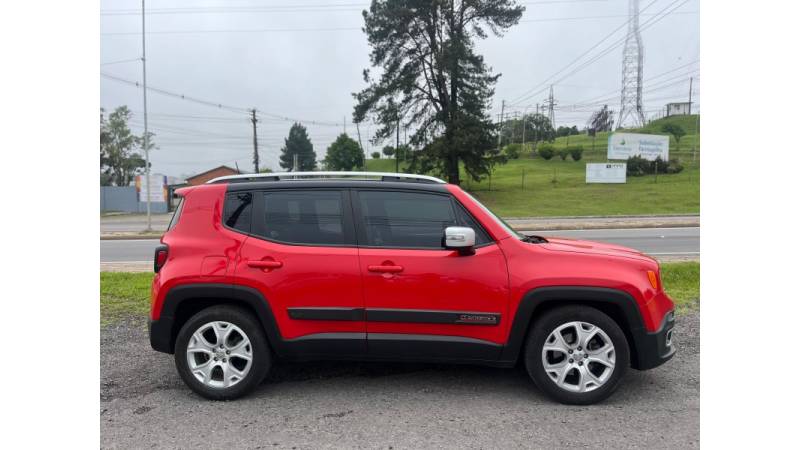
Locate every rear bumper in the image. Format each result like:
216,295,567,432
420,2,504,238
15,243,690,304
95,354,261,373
149,317,174,354
632,310,676,370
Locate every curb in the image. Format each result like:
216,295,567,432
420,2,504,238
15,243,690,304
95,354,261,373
101,234,163,241
514,221,699,232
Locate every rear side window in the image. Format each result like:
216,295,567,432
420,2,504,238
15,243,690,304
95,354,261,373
357,191,456,248
167,197,184,231
259,190,346,246
223,192,253,233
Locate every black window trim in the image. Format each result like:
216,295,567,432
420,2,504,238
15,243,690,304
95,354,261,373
247,188,358,248
351,188,497,251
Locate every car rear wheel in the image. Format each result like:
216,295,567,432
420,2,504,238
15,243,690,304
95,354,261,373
524,306,629,405
174,305,271,400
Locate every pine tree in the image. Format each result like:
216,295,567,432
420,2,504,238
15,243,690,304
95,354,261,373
353,0,524,184
279,123,317,171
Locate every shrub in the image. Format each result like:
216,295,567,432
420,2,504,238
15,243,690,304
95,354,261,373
626,156,684,176
558,148,569,160
503,143,522,159
538,144,555,160
568,145,584,161
371,152,380,159
666,157,684,174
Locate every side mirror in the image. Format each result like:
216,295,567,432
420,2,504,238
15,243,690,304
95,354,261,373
444,226,476,256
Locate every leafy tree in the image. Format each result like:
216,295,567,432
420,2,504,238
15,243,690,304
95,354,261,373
503,143,521,159
371,151,381,159
382,146,395,158
279,123,317,171
353,0,525,184
501,113,555,148
556,126,579,138
324,133,365,171
661,123,686,152
259,167,273,173
394,144,412,160
100,106,151,186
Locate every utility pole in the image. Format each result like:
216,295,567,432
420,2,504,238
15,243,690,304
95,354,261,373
688,77,693,115
395,114,400,173
496,100,505,152
251,109,259,173
355,121,366,170
293,154,299,172
141,0,151,231
546,85,556,128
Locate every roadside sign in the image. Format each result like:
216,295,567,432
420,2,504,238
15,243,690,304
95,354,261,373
608,133,669,161
586,163,627,184
136,174,167,202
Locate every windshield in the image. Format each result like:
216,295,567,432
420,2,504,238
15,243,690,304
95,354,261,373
462,191,525,240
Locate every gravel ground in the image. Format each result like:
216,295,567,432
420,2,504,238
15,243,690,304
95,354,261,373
101,311,699,449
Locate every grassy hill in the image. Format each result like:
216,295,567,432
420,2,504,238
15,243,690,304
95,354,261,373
364,114,700,217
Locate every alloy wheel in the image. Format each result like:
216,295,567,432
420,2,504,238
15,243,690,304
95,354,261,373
541,321,616,393
186,321,253,389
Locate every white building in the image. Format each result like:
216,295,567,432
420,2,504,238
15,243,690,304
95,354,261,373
666,102,692,117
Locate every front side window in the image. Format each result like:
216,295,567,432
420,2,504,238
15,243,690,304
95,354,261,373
357,191,460,249
260,190,346,246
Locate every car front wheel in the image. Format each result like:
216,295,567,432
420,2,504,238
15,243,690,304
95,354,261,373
524,306,630,405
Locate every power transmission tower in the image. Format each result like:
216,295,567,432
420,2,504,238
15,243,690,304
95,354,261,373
617,0,645,129
544,85,556,128
496,100,505,152
251,109,259,173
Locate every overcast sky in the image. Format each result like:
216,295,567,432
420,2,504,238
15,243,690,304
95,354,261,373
100,0,699,178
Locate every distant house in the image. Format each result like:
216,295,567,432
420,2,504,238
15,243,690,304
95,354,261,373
666,102,691,117
185,165,241,186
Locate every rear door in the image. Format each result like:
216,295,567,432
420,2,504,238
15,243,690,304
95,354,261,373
354,189,510,362
234,188,365,357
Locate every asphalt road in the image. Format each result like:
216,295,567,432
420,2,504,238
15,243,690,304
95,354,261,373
100,227,699,263
100,311,699,448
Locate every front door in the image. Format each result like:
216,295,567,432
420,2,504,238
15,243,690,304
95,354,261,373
353,189,510,362
235,189,365,357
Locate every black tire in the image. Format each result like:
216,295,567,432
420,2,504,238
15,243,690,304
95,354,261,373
174,305,271,400
524,306,630,405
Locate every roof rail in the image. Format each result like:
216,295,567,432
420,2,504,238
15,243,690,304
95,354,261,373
207,171,447,184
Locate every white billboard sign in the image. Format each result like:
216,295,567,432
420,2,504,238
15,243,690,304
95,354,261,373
137,174,167,203
608,133,669,161
586,163,627,184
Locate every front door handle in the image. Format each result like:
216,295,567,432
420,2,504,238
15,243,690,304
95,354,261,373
248,260,283,270
368,264,404,273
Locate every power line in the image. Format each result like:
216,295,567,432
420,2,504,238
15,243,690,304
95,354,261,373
100,1,611,16
507,0,690,108
101,72,251,114
99,11,697,36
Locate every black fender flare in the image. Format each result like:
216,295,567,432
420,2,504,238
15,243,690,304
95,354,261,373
152,283,289,356
500,286,649,367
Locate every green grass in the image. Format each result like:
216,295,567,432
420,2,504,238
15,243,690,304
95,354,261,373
660,261,700,313
100,272,153,324
366,114,700,217
100,261,699,323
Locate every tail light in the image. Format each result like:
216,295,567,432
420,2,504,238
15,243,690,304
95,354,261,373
154,245,169,273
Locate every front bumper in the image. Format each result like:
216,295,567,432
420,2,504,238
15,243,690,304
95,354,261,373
632,310,676,370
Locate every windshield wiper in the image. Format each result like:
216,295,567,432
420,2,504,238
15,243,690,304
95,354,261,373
521,234,548,244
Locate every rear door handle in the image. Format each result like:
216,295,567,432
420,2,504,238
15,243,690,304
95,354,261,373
248,260,283,270
368,264,403,273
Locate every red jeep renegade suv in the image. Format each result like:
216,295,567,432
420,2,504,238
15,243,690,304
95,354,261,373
150,171,675,405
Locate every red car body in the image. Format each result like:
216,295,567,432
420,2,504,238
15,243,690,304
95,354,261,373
151,178,675,373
